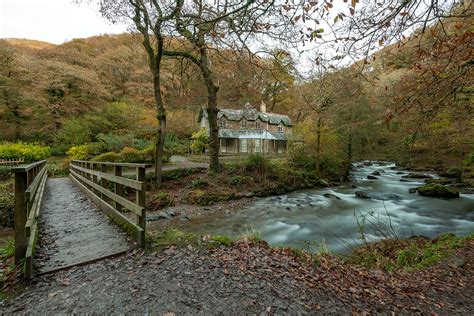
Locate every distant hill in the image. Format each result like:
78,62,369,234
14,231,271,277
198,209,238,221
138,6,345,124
4,38,56,50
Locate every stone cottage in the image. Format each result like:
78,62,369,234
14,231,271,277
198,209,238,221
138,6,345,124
198,102,292,154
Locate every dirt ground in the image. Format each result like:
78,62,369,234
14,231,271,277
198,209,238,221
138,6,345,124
2,239,473,314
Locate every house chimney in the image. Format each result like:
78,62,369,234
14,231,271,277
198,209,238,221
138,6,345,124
260,101,266,113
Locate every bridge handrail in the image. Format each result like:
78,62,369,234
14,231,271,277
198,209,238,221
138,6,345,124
71,160,150,168
69,160,150,247
11,159,48,278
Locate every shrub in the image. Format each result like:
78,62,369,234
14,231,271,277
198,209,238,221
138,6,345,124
133,138,152,151
66,145,89,160
91,152,121,162
192,179,209,189
228,175,253,186
0,142,51,163
85,142,103,157
96,133,133,152
165,134,188,155
0,167,11,181
320,154,344,179
47,161,69,177
0,180,14,227
223,162,243,174
190,128,208,154
245,153,268,173
55,119,92,147
287,146,315,171
120,147,142,163
468,153,474,165
139,146,155,162
151,191,175,208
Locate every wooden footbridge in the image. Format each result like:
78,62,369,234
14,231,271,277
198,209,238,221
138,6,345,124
11,160,151,278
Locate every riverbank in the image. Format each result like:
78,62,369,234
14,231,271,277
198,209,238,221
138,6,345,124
1,233,473,314
145,161,474,253
145,155,331,225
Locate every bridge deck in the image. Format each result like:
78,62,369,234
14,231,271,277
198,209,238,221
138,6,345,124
35,178,130,273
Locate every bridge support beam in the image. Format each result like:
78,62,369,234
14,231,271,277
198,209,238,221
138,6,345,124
13,171,28,264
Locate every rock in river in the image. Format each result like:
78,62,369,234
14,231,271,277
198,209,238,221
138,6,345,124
402,173,432,179
355,191,402,201
417,184,459,198
367,175,378,180
323,193,341,200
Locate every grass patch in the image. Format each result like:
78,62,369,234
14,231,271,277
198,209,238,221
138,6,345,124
0,238,14,260
0,238,18,285
208,235,233,248
348,233,472,271
240,227,262,243
146,228,200,251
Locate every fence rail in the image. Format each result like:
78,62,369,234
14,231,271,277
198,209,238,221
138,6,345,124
69,160,150,247
0,158,25,166
11,160,48,278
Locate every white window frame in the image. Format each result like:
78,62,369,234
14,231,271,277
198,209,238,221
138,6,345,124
219,118,226,128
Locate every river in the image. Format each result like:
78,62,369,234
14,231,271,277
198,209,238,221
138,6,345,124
177,161,474,254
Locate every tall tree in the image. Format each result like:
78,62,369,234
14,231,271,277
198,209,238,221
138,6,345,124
97,0,183,185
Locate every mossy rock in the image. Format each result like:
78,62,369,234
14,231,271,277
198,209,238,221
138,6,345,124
417,184,459,198
439,167,462,179
425,178,455,186
402,173,432,179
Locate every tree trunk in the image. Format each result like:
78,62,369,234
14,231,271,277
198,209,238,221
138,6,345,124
345,133,353,180
153,71,166,186
198,46,220,172
315,116,321,177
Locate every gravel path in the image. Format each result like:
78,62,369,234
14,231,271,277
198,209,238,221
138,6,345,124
35,178,129,273
2,239,473,314
2,245,347,314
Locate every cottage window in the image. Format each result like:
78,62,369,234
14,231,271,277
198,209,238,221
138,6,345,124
278,123,284,132
219,118,226,128
256,120,261,129
241,119,247,129
240,139,248,152
255,139,262,153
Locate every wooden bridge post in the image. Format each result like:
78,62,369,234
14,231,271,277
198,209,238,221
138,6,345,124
100,164,107,200
13,170,28,264
92,163,99,196
114,166,123,212
136,166,146,246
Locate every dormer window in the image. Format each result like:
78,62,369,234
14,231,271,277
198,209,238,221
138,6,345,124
278,123,284,133
256,120,261,129
241,119,247,129
219,118,226,128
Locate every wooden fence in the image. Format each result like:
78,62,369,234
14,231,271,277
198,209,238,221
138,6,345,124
0,158,25,166
11,160,48,278
69,160,150,247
